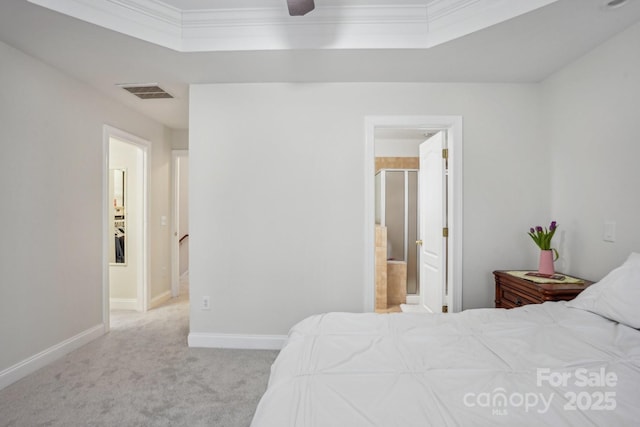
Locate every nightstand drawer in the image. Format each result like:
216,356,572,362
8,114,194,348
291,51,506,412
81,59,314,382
500,287,539,308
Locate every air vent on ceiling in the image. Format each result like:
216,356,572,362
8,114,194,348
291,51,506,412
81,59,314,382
117,83,173,99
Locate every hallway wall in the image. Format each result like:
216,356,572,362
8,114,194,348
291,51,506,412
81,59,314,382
0,40,172,387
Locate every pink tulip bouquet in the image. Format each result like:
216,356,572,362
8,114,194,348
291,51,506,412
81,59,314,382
528,221,559,260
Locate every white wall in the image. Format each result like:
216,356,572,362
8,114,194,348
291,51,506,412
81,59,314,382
149,130,173,301
189,82,545,342
171,129,189,150
0,40,172,381
375,138,423,157
543,21,640,280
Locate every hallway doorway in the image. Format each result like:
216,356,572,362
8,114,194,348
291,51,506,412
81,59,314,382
103,126,150,330
171,150,189,298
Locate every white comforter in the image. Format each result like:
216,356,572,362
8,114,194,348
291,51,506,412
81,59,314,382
251,302,640,427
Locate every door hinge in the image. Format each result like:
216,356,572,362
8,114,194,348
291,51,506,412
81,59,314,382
442,305,448,313
442,148,448,159
443,227,449,237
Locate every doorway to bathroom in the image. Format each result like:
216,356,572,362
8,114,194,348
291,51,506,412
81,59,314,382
364,116,462,314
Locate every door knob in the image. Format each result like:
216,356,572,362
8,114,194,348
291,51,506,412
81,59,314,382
416,240,423,246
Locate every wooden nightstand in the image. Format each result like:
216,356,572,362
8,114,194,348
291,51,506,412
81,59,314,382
493,270,594,309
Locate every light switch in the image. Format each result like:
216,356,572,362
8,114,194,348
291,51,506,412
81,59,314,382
160,215,168,226
603,221,616,242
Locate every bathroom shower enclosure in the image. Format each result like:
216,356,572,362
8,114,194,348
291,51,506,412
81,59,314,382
375,169,419,295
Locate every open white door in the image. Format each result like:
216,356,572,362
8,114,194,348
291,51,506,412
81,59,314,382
418,131,447,313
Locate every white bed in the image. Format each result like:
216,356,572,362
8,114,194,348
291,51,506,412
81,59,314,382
251,254,640,427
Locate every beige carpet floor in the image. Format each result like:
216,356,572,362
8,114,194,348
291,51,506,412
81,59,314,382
0,277,278,427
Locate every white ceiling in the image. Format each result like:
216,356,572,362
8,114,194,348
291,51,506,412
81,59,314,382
1,0,640,130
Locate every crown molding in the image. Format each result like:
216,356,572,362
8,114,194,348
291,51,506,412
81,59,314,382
181,5,431,51
27,0,559,52
426,0,559,47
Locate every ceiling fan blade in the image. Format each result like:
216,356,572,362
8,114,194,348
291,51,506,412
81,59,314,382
287,0,315,16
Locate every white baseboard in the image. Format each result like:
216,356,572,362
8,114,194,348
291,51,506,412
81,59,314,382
188,332,286,350
0,324,105,391
149,290,172,309
110,298,137,310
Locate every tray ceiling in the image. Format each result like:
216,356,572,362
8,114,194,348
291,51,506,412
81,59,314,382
27,0,559,52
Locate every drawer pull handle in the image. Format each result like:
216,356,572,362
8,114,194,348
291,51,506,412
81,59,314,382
515,297,523,306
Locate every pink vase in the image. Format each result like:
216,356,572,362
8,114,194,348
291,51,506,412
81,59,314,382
538,250,555,275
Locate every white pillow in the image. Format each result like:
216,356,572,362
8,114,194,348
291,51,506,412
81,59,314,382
566,252,640,329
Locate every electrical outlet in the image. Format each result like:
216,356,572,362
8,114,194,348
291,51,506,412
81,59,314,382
202,296,210,310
